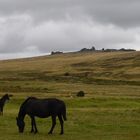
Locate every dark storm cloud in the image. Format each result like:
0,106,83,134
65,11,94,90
0,0,140,59
0,0,140,27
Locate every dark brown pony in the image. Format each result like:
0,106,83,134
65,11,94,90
0,94,10,115
16,97,67,134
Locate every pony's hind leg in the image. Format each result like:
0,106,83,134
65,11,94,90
58,115,64,134
48,116,56,134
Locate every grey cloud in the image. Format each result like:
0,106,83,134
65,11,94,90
0,14,32,53
0,0,140,59
24,19,139,52
0,0,140,27
0,14,140,55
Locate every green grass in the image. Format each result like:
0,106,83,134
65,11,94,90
0,94,140,140
0,51,139,139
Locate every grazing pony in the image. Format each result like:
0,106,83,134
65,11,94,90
0,94,10,115
16,97,67,134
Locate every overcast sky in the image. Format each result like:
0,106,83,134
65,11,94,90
0,0,140,59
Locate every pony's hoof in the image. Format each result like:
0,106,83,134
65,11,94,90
30,130,34,133
34,131,38,134
60,132,64,135
48,132,52,134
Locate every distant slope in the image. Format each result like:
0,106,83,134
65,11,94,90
0,51,139,89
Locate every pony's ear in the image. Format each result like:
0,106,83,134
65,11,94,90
9,94,13,97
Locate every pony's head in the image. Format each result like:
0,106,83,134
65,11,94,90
16,117,25,133
3,94,10,100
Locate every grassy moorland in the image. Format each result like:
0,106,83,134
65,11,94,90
0,51,140,140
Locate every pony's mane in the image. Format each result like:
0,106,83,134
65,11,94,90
18,97,37,117
0,94,8,100
21,97,36,107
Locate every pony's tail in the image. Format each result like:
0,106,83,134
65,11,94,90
62,103,67,121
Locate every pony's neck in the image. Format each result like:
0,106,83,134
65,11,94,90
0,97,8,104
18,97,33,120
18,107,26,120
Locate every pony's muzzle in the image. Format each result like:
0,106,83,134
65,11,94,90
19,130,23,133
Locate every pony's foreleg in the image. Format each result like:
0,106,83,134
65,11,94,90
30,116,38,134
1,108,3,115
33,117,38,134
48,116,56,134
0,108,3,116
0,112,3,115
58,115,64,135
30,117,34,133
